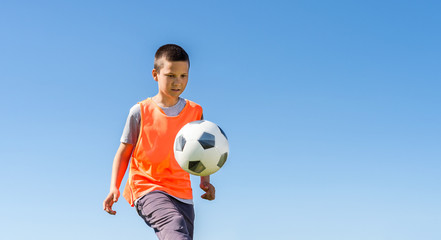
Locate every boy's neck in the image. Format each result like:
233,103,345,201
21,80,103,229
152,95,180,108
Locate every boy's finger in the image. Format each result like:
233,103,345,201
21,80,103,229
201,193,214,200
104,206,116,215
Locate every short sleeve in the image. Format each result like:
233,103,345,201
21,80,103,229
120,104,141,145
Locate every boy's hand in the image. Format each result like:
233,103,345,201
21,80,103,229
103,188,120,215
200,181,215,201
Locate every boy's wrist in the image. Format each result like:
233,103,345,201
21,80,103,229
200,175,210,184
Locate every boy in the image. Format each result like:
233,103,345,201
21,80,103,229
103,44,215,240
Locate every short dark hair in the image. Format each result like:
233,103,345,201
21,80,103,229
154,44,190,72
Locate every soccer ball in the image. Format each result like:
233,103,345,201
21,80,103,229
174,120,229,176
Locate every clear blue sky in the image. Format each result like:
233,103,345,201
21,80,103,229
1,0,440,239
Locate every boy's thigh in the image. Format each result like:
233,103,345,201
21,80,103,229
136,191,195,240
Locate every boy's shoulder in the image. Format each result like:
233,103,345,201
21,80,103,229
185,98,201,107
129,103,141,113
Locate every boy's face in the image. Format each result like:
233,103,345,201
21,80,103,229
153,58,189,100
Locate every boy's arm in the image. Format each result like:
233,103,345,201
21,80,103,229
200,175,215,200
198,114,216,200
103,142,134,215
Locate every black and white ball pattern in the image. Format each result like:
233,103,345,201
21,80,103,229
174,120,229,176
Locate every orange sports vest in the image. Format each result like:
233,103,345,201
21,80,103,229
123,98,203,206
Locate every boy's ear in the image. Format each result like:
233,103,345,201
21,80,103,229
152,69,159,82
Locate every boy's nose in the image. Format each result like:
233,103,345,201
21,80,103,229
174,77,185,83
172,80,181,86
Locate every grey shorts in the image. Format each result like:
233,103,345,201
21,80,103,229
135,191,195,240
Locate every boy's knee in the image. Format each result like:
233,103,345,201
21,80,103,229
162,213,188,232
157,215,192,240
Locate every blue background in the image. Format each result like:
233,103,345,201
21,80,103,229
1,0,440,239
